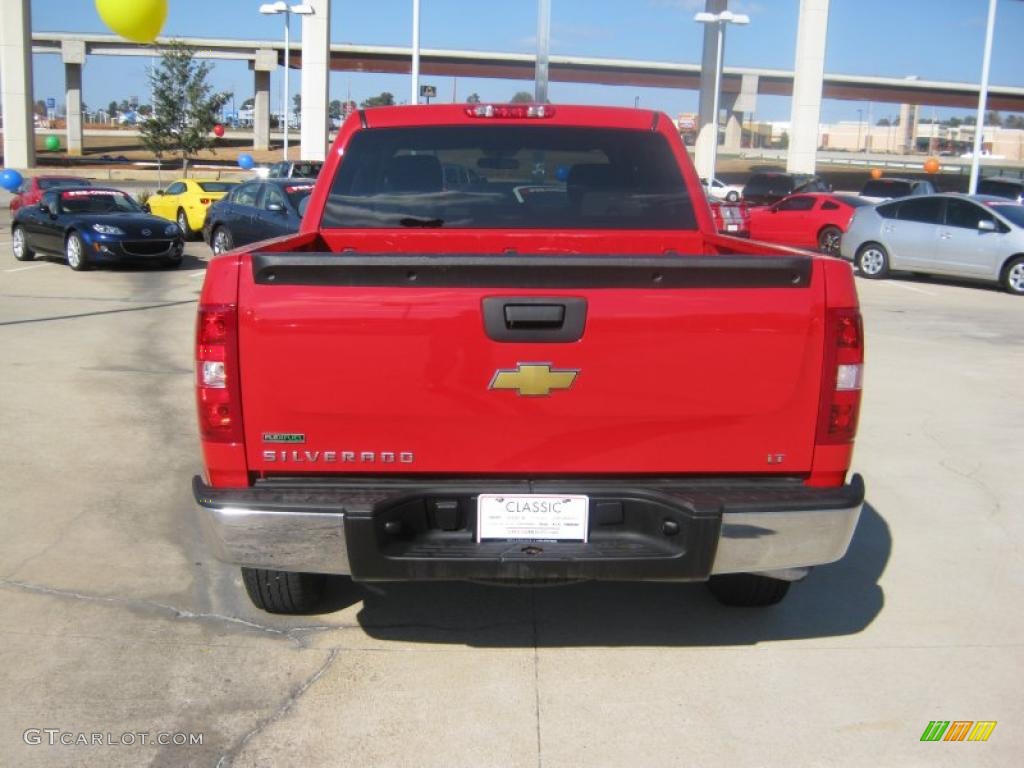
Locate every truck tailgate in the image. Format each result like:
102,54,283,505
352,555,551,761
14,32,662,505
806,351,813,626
237,252,825,475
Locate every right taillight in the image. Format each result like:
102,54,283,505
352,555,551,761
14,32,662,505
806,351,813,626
196,304,244,443
815,308,863,445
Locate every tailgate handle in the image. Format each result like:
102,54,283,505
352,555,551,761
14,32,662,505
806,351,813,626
504,304,565,328
483,297,587,343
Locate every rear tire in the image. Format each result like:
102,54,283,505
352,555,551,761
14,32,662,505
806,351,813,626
212,226,233,255
726,190,739,202
817,225,842,257
66,231,90,271
1001,255,1024,295
12,225,34,261
707,573,791,606
855,242,889,279
176,209,194,240
242,567,328,614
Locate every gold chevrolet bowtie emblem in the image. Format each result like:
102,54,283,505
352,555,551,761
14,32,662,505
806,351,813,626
489,363,579,397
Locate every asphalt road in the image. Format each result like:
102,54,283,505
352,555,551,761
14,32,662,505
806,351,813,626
0,198,1021,767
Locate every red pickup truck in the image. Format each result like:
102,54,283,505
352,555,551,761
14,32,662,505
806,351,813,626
193,104,865,614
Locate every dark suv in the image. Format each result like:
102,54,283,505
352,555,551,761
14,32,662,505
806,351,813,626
266,161,323,179
977,177,1024,203
859,177,936,202
742,172,831,206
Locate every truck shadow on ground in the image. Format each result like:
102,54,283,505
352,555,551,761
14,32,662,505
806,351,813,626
332,502,889,648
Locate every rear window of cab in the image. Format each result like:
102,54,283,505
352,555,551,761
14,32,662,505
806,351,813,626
323,125,695,230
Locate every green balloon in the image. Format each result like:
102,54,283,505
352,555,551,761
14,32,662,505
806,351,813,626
44,135,61,151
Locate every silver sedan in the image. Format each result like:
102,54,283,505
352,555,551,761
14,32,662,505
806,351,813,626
839,193,1024,295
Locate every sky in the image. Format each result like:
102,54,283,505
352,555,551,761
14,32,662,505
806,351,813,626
23,0,1024,124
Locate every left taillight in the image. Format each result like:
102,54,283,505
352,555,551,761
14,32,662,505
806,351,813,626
196,304,244,443
815,308,864,445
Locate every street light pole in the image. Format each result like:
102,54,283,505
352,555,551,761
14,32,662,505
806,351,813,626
411,0,421,104
694,10,749,182
969,0,998,194
260,2,314,161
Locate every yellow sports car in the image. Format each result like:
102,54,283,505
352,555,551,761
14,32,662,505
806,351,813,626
145,179,238,240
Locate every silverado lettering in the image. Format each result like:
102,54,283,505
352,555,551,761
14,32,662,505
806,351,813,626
262,451,415,463
192,103,865,614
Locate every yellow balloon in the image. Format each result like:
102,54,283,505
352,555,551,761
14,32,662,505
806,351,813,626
95,0,168,44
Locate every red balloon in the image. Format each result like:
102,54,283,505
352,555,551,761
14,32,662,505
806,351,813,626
213,124,225,137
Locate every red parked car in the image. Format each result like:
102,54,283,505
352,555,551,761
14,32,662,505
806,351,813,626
9,176,90,213
709,200,750,237
748,192,870,255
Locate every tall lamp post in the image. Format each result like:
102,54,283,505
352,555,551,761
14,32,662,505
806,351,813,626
259,2,314,161
969,0,998,194
694,9,749,182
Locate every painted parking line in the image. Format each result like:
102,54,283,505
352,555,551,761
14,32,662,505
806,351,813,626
3,264,47,273
189,271,206,278
880,281,938,297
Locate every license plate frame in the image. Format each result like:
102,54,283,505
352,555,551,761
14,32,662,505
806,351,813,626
476,494,589,543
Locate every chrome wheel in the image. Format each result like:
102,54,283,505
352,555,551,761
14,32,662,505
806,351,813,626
12,226,33,261
818,226,842,257
66,232,87,271
856,244,889,279
177,210,191,239
212,227,232,255
1004,257,1024,295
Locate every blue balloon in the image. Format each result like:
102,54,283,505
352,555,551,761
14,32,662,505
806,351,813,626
237,153,255,171
0,168,24,192
555,165,570,182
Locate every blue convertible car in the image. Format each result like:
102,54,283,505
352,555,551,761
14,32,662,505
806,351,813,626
11,186,185,270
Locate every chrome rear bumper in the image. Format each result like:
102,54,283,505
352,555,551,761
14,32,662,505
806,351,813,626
194,475,864,580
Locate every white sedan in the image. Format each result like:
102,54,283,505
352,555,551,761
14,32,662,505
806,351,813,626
701,177,743,203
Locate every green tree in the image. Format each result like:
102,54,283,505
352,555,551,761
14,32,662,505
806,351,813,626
985,110,1002,127
34,99,47,116
360,92,395,108
510,91,533,103
241,96,255,111
329,99,343,119
292,92,301,119
137,104,153,117
466,92,481,104
139,40,232,178
107,100,119,117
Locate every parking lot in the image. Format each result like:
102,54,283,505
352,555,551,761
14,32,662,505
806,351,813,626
0,198,1021,767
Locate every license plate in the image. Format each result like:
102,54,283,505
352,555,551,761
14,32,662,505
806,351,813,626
726,223,739,232
477,494,589,542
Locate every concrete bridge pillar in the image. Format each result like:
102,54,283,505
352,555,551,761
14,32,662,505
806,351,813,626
62,40,86,157
253,48,276,152
693,0,728,180
786,0,830,174
0,0,37,169
300,0,331,162
723,111,742,151
722,74,758,152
